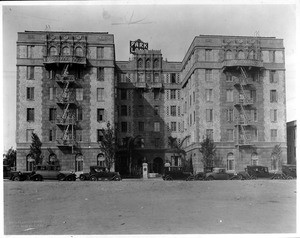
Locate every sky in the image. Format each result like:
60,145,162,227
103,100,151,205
1,1,298,152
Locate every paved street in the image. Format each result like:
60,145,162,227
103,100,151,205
3,179,297,235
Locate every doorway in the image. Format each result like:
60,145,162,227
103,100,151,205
153,157,163,174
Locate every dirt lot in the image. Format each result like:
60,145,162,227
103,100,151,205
3,179,297,235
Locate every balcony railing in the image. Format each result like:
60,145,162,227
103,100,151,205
56,138,77,147
56,116,77,125
234,98,254,106
235,117,252,126
222,59,263,68
56,94,77,105
233,77,252,86
44,55,86,65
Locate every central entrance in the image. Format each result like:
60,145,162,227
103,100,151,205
153,157,163,174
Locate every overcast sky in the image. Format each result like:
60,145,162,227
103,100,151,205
1,2,298,151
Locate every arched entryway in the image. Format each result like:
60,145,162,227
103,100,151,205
153,157,163,174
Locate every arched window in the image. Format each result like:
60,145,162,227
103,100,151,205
138,58,143,68
26,154,35,171
75,47,83,57
49,46,58,56
97,153,106,167
62,46,70,56
227,153,235,171
237,50,245,59
248,50,255,60
145,59,151,68
225,50,233,60
75,153,83,172
251,153,258,165
153,59,159,68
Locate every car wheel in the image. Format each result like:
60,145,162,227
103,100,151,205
13,176,20,181
72,176,77,181
250,175,257,180
206,176,214,181
67,176,73,181
287,176,293,180
34,175,43,181
237,174,244,180
57,174,65,181
79,175,86,181
114,176,121,181
165,176,172,181
90,176,97,181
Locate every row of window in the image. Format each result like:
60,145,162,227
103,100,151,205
119,121,161,133
137,58,160,68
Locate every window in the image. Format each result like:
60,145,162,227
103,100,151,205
138,122,144,132
97,67,104,81
250,90,256,102
206,109,213,122
146,59,151,68
154,89,160,100
270,70,276,83
138,58,143,68
171,73,176,83
154,106,159,115
227,108,234,122
26,129,34,142
120,89,127,100
170,106,177,116
153,122,160,132
154,59,159,68
193,111,195,124
75,154,83,172
49,46,57,56
270,109,277,122
205,89,213,102
121,105,127,116
97,47,104,59
97,130,104,142
171,122,177,132
171,156,181,167
62,46,70,56
27,45,34,58
154,73,159,83
97,153,105,167
269,50,275,63
237,50,245,59
27,108,34,122
27,66,34,80
76,130,83,142
121,122,127,133
97,109,104,121
206,129,213,140
270,90,277,103
226,73,233,82
97,88,104,101
26,87,34,100
205,69,212,81
75,47,83,57
248,50,255,60
170,89,176,99
227,129,234,141
49,108,56,121
226,89,234,102
252,109,258,122
146,73,151,83
76,88,83,101
77,108,83,121
271,129,277,142
205,49,212,61
49,87,56,100
138,72,144,82
225,50,233,60
227,153,235,171
49,129,57,142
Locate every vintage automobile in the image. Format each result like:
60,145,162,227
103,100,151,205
194,167,214,180
240,165,282,180
281,164,296,179
9,171,35,181
29,164,76,181
79,166,122,181
162,169,194,181
205,168,236,180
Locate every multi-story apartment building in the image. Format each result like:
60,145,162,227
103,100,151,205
16,31,287,175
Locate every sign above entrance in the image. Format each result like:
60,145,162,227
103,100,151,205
130,39,148,54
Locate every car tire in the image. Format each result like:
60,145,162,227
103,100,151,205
90,176,97,181
237,174,244,180
13,176,20,181
57,174,65,181
206,176,214,181
67,176,73,181
34,175,43,181
79,175,86,181
287,176,293,180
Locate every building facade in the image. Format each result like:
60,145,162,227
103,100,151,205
287,120,296,165
16,31,287,175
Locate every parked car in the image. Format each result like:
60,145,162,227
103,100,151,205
29,164,76,181
281,164,296,179
242,165,281,179
205,168,236,180
79,166,122,181
9,171,34,181
194,167,214,180
162,170,194,181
